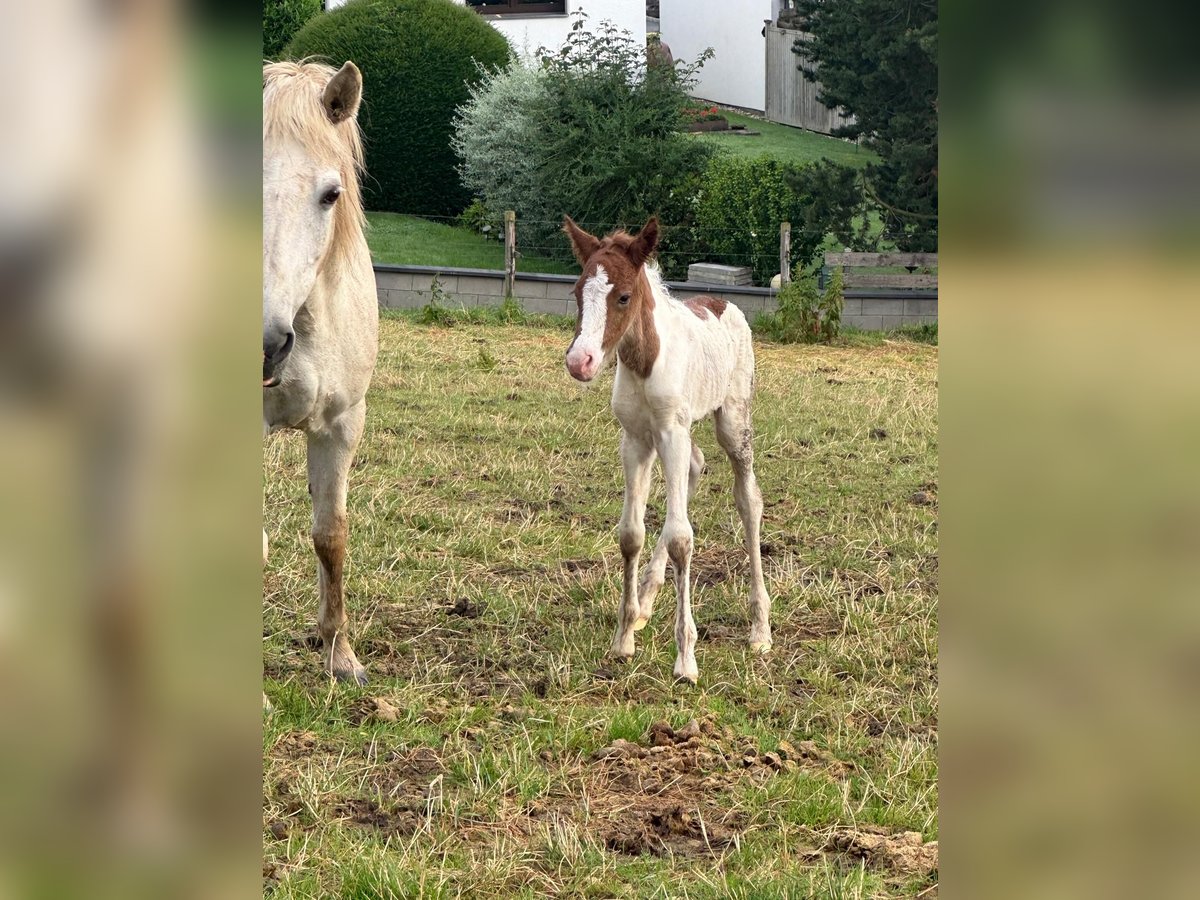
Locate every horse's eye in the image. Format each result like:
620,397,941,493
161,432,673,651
618,293,631,306
320,186,342,207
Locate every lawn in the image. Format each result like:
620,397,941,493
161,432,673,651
263,317,939,898
694,110,877,169
367,211,575,274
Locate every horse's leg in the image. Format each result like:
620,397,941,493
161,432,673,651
612,431,655,658
634,440,703,628
658,427,698,683
307,401,367,684
715,401,772,652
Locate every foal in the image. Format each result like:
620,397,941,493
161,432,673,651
563,216,771,682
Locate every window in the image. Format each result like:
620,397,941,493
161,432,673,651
466,1,567,16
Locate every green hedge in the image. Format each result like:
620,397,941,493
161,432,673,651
264,0,322,61
286,0,511,216
693,156,863,284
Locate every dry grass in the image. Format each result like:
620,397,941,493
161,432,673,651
264,315,938,898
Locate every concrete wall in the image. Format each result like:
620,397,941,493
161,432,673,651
375,264,937,331
659,0,776,111
325,1,645,56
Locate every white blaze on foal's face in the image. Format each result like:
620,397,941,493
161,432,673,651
565,265,614,382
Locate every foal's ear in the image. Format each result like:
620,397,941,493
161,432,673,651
563,216,601,267
629,216,660,268
323,61,363,125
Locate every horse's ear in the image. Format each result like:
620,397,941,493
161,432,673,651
323,61,362,125
629,216,660,268
563,216,601,266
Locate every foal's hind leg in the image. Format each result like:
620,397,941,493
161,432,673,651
307,402,368,684
714,401,772,651
634,440,704,630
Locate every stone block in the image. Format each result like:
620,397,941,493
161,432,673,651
687,263,753,286
841,298,862,316
514,279,549,299
861,297,904,316
457,275,505,296
846,314,884,331
904,298,938,317
525,297,570,317
375,271,414,291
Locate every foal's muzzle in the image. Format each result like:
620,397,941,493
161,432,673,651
262,325,294,387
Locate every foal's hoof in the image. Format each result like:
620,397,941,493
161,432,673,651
332,665,368,686
749,640,773,654
632,615,651,632
673,660,699,685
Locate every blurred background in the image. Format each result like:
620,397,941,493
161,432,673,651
0,0,260,897
1,0,1197,896
942,0,1200,897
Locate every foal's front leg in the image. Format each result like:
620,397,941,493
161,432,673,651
658,427,698,683
308,403,368,684
611,432,655,659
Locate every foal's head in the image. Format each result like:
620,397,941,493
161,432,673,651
262,60,365,387
562,216,660,382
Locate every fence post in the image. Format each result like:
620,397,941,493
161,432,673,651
779,221,791,285
503,210,516,299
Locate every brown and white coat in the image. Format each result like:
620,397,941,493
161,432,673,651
563,217,771,683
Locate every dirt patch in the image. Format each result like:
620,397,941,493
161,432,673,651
530,718,853,859
823,827,938,876
273,730,322,760
689,545,747,587
447,596,487,618
331,797,422,835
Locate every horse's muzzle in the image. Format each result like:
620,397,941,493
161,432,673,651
263,325,294,387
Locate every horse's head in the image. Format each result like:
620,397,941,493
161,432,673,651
262,61,364,387
562,216,660,382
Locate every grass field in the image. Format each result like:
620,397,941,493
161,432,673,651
693,111,877,169
367,212,575,274
263,316,939,898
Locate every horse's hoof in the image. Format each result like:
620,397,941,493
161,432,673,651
262,692,273,712
673,661,699,685
331,665,368,686
749,640,772,654
632,616,651,632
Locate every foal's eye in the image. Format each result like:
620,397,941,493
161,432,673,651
617,293,631,306
320,186,342,207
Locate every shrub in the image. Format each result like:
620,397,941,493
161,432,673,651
757,265,843,343
264,0,322,61
692,156,809,285
287,0,511,216
453,12,713,276
692,155,867,285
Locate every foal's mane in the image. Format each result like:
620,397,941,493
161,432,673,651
263,60,366,268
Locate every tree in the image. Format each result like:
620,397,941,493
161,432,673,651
791,0,937,250
453,13,713,276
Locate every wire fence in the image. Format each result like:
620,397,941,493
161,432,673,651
375,210,931,286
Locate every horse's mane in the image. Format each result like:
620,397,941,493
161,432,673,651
263,60,366,268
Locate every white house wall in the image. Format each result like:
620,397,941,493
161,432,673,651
324,1,645,58
660,0,775,111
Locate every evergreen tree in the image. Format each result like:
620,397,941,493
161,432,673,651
791,0,937,250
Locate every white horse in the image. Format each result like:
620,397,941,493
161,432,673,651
562,216,772,683
263,61,377,684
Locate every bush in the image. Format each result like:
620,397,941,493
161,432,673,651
756,266,843,343
691,155,867,284
453,12,713,276
287,0,511,216
264,0,322,61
